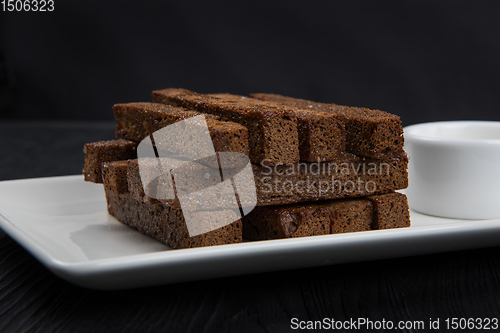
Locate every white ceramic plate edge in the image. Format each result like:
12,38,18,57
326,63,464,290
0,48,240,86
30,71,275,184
1,175,500,290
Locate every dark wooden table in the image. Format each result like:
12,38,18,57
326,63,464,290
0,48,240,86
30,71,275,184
0,122,499,333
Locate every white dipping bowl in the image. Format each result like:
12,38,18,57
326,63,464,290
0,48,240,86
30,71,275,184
404,121,500,220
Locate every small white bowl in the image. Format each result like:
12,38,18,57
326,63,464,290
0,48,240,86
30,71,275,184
404,121,500,220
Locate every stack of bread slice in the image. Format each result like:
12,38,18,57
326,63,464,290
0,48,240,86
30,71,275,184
83,88,410,249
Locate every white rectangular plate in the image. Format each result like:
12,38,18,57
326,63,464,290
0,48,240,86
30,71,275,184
1,175,499,290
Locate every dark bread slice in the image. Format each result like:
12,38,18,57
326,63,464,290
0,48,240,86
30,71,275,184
242,193,410,240
102,168,243,249
83,139,137,183
113,102,212,142
367,192,411,229
325,199,373,234
105,189,242,249
105,158,180,205
252,151,408,206
125,159,240,211
250,93,404,159
152,88,299,166
127,158,176,206
211,93,346,162
113,102,249,158
102,160,129,194
122,150,408,207
242,204,331,240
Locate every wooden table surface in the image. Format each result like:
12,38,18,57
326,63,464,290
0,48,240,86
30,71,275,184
0,122,499,333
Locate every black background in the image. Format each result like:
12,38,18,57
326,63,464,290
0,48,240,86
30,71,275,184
1,0,500,125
